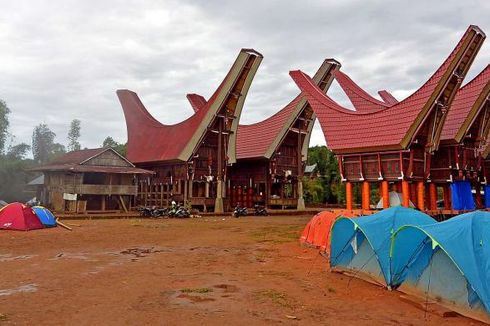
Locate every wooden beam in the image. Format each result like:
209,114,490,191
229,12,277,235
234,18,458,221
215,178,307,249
119,195,128,213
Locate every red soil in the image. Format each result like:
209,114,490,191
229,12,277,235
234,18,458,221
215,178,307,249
0,216,483,325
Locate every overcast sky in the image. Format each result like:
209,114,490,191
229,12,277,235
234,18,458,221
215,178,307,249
1,0,489,153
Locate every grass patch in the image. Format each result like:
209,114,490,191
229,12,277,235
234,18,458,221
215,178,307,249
250,225,301,244
180,287,213,294
256,289,295,308
327,287,336,293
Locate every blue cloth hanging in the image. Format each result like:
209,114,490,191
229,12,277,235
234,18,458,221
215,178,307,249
484,185,490,209
451,180,475,210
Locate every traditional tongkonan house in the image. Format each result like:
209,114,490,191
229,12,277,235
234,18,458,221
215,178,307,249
332,65,490,213
117,49,263,213
430,65,490,212
185,59,341,210
289,25,485,213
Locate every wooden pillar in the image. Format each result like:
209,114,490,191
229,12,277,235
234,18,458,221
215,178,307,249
443,184,451,210
214,116,224,213
297,179,305,211
362,181,370,211
475,183,482,208
345,182,353,211
410,183,418,208
205,182,210,198
429,183,437,211
402,180,410,208
381,181,389,209
417,181,425,211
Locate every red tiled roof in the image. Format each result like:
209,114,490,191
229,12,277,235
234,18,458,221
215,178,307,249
289,26,485,154
378,90,399,105
333,70,390,112
235,59,340,159
117,49,262,164
186,93,207,112
440,64,490,142
236,96,303,159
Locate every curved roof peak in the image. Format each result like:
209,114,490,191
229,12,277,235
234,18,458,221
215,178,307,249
117,48,263,163
290,25,486,154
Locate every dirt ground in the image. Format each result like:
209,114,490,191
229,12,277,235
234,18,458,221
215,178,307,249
0,215,483,325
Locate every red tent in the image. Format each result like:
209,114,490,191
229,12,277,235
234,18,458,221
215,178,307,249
0,202,44,231
300,211,356,255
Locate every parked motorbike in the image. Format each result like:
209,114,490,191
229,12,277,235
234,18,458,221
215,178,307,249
151,207,169,218
233,205,248,218
168,204,190,218
138,206,154,217
254,205,268,216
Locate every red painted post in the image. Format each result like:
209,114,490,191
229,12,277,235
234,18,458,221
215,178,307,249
345,182,353,211
402,180,410,208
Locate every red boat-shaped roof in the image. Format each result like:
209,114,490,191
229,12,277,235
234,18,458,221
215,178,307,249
440,64,490,143
117,49,263,164
185,59,341,160
290,26,485,154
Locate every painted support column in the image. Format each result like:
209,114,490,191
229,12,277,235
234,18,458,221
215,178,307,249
416,181,425,211
381,181,389,209
362,181,370,211
205,182,210,198
429,183,437,211
410,183,418,208
402,180,410,208
475,183,482,208
215,180,224,213
443,184,451,210
297,180,305,210
345,182,353,211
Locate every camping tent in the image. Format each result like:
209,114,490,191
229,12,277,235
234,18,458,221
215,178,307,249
391,211,490,323
33,206,57,227
330,206,435,286
300,211,355,254
376,191,415,209
0,202,44,231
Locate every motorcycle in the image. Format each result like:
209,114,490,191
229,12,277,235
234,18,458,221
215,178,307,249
233,205,248,218
138,206,154,217
151,207,169,218
254,205,268,216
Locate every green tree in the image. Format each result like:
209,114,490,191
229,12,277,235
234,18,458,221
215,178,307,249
67,119,81,151
306,145,343,204
102,136,127,157
6,143,31,160
32,124,56,164
0,99,10,154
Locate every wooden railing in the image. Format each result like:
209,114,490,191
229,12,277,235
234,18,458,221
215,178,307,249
47,184,138,195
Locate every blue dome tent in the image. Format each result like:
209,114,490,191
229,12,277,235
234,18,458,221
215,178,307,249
32,206,57,227
330,207,436,287
390,211,490,323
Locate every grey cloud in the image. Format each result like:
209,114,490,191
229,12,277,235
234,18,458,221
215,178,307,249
0,0,489,151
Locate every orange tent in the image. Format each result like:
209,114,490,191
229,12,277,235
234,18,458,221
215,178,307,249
300,211,356,255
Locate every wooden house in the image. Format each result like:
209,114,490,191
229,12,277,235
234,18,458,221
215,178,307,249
30,148,153,213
